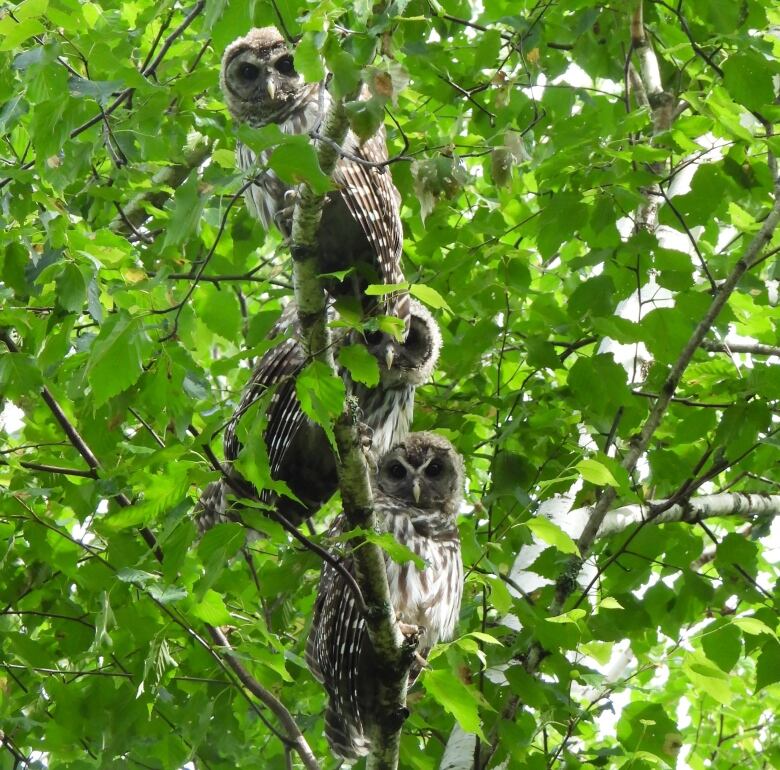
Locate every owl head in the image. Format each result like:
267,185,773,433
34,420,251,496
377,432,464,515
359,300,442,388
220,27,307,125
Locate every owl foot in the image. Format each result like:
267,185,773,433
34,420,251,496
273,190,299,234
398,621,421,638
358,421,374,457
398,621,426,650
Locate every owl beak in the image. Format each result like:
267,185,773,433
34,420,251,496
412,479,421,504
266,79,276,100
384,346,394,370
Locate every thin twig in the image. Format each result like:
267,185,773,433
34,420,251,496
0,331,162,561
199,443,368,615
1,459,94,478
206,625,321,770
141,1,206,79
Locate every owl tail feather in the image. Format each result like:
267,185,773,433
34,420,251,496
324,704,371,761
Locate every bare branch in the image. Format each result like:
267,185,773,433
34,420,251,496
288,81,410,768
1,459,94,478
0,331,162,561
585,493,780,541
141,1,205,79
206,625,321,770
702,340,780,357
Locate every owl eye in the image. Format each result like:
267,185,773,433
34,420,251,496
274,55,295,75
238,62,260,80
425,461,443,478
364,330,383,345
388,462,406,479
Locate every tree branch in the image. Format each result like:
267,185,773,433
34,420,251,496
702,340,780,357
0,330,161,561
206,625,321,770
578,492,780,541
630,1,676,233
288,84,409,768
0,458,95,478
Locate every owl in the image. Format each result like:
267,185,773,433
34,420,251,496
195,299,441,533
305,432,465,759
220,27,409,328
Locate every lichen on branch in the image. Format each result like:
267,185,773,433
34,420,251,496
288,83,409,769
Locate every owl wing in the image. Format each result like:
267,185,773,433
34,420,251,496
334,123,410,331
224,306,307,492
306,547,371,760
236,141,288,236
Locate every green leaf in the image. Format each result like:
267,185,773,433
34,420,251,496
197,287,242,342
105,464,190,529
0,351,43,397
617,702,681,768
756,639,780,692
197,522,245,563
526,517,579,555
722,52,775,111
55,263,88,312
0,17,45,51
147,584,188,604
410,283,452,312
191,590,232,625
423,669,485,739
348,529,425,569
640,308,694,364
576,458,619,487
268,140,332,195
327,50,361,100
344,97,384,142
733,617,775,637
546,608,586,623
295,361,345,450
338,344,380,387
364,282,409,296
684,654,733,705
701,621,742,673
163,172,207,249
568,354,632,419
85,313,149,407
295,32,326,82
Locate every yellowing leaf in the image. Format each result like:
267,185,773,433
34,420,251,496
526,516,579,555
733,617,775,636
546,608,586,624
410,283,451,312
576,458,619,487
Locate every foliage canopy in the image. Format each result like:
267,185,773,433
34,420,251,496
1,0,780,768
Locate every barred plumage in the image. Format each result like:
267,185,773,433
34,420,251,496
220,27,410,329
196,301,440,531
306,433,465,759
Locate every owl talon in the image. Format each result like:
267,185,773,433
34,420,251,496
359,422,374,452
397,621,422,640
273,207,294,235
